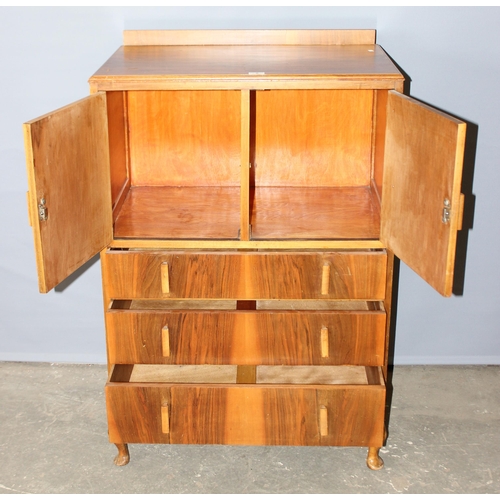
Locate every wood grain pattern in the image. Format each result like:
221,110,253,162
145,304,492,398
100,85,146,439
26,29,452,464
317,385,385,447
254,90,374,187
113,186,241,240
114,299,238,310
127,90,240,187
105,309,386,366
105,377,385,447
240,90,251,240
92,45,400,79
256,366,368,385
102,250,387,300
170,386,317,446
110,299,379,310
251,187,381,240
24,93,112,293
381,91,466,296
256,300,378,311
106,91,129,216
123,29,377,46
109,239,384,250
106,384,171,444
129,365,237,383
372,89,388,200
113,186,381,240
92,78,403,93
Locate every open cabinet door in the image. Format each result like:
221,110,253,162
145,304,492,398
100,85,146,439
24,93,112,293
381,91,466,297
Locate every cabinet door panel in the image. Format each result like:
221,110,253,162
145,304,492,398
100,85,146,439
24,93,112,293
381,91,466,296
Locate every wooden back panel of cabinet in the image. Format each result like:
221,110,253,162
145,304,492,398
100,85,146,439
253,90,374,187
127,90,241,187
123,29,377,46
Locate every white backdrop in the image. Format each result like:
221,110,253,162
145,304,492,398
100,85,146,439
1,6,499,364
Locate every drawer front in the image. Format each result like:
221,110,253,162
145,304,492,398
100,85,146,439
106,310,386,366
106,383,385,447
102,251,387,300
106,384,170,445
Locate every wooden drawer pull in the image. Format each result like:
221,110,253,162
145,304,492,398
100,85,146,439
161,405,170,434
320,405,328,436
321,262,331,295
162,326,170,357
161,262,170,294
320,327,329,357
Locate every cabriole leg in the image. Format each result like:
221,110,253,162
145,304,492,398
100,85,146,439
366,447,384,470
113,443,130,466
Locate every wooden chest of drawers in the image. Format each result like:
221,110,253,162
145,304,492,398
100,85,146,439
24,30,466,470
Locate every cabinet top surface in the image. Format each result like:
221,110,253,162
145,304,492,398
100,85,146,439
89,44,403,88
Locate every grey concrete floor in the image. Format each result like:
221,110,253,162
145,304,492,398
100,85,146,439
0,362,499,494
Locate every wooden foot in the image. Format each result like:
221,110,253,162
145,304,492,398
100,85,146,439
366,447,384,470
113,443,130,466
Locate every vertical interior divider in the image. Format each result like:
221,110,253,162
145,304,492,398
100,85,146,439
240,89,251,240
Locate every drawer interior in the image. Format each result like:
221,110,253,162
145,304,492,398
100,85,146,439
109,364,384,387
106,302,386,367
110,299,384,312
166,382,385,447
106,364,386,447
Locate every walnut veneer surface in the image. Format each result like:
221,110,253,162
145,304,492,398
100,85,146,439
24,29,466,471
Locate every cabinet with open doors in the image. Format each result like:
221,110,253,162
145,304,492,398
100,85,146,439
24,30,466,469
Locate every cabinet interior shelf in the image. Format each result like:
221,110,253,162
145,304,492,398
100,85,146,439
113,185,380,241
251,186,380,240
114,186,241,240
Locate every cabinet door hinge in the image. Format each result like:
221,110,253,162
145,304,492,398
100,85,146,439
38,197,48,222
442,198,451,224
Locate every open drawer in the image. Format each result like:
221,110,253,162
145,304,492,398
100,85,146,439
102,250,387,300
105,364,386,448
106,300,386,366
